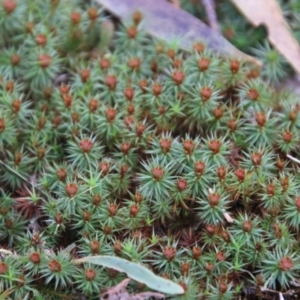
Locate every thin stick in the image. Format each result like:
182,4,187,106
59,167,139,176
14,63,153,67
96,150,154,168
287,154,300,164
201,0,220,32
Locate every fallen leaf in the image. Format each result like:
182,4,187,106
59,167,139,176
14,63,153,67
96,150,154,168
73,255,184,295
230,0,300,74
95,0,261,65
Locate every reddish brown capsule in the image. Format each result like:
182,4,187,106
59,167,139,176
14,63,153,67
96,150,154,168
105,75,117,90
213,107,223,119
132,10,143,25
54,213,64,225
219,282,228,294
128,57,141,70
3,0,17,14
216,252,226,262
152,167,164,181
35,34,47,46
217,166,227,180
127,26,138,39
208,194,220,207
283,131,293,143
208,140,221,154
14,151,22,166
11,99,21,113
266,184,275,196
180,262,190,275
235,169,245,181
71,112,79,123
139,79,148,93
121,142,131,155
183,139,194,155
160,138,172,154
6,81,14,92
192,246,202,260
63,94,72,108
114,242,123,255
255,112,266,127
294,197,300,211
279,257,293,271
0,262,8,274
30,252,41,264
152,83,162,96
79,139,93,153
166,49,175,60
89,98,98,112
198,58,210,71
83,210,92,222
48,260,61,272
59,84,69,94
85,268,96,281
173,59,182,69
99,58,110,69
247,88,259,101
105,107,117,122
230,60,240,73
172,71,185,85
243,220,253,233
205,262,214,273
37,147,46,160
193,42,205,53
92,194,102,206
0,118,5,132
38,54,52,68
200,87,212,101
251,152,262,166
289,109,298,122
108,204,118,217
124,87,134,101
56,168,67,181
65,183,78,197
90,240,100,254
71,12,81,24
80,69,90,83
163,246,176,261
87,7,98,21
177,178,188,192
10,54,20,66
129,204,139,217
195,161,205,175
136,122,145,137
127,103,135,115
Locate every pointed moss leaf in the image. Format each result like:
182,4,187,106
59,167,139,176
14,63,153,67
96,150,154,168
95,0,261,65
0,289,15,300
73,255,184,295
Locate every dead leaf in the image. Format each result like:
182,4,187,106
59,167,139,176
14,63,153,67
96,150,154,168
95,0,261,65
100,278,165,300
231,0,300,74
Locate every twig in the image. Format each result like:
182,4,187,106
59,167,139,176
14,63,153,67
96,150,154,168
287,154,300,164
201,0,220,32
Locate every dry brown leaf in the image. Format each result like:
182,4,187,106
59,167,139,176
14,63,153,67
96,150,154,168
231,0,300,74
95,0,261,65
100,278,165,300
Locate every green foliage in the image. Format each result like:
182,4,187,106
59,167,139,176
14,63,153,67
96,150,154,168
0,0,300,299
